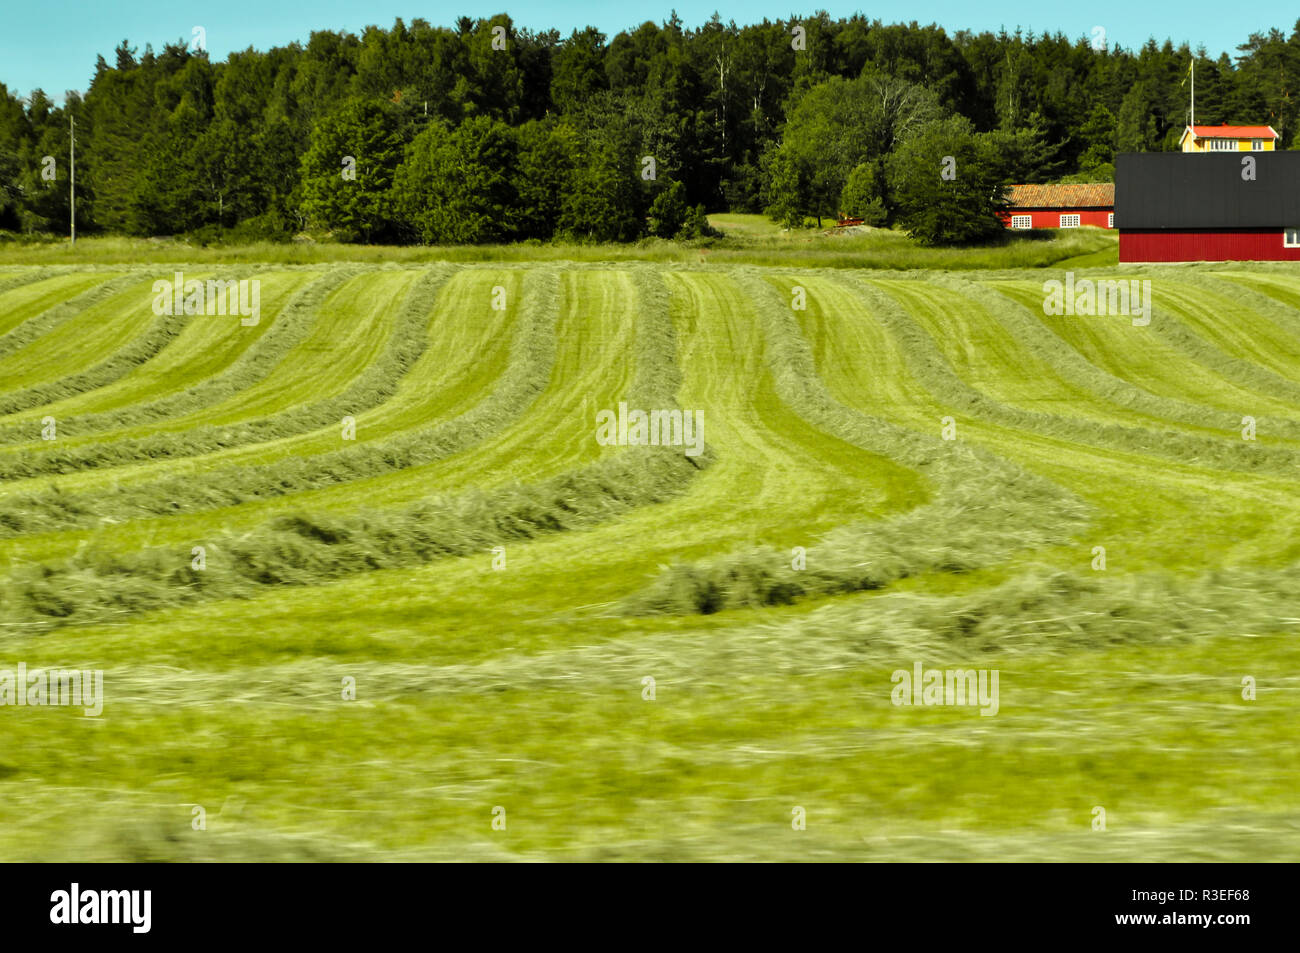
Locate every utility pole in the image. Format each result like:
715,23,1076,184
69,115,75,245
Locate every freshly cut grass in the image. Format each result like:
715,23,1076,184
850,276,1300,465
0,269,319,428
0,272,138,361
0,268,52,298
625,270,1091,615
0,258,1296,863
0,271,125,339
0,267,453,480
0,272,263,418
984,277,1300,425
0,266,346,444
0,268,705,627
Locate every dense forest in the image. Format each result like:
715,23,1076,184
1,12,1298,244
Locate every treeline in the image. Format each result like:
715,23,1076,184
1,12,1298,244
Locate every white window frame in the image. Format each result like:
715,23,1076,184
1107,212,1114,229
1252,139,1265,151
1284,228,1300,248
1207,138,1235,151
1059,214,1081,228
1010,215,1032,229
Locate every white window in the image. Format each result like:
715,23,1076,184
1059,214,1081,228
1285,228,1300,248
1011,215,1032,229
1107,212,1114,228
1252,139,1265,151
1207,138,1235,151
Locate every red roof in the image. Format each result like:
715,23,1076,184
1003,183,1114,210
1186,125,1278,138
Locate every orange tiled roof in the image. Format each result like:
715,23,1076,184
1004,183,1114,209
1187,124,1277,138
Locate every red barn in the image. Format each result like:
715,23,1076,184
1116,152,1300,262
999,183,1115,230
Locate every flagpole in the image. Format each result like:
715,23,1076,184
1191,60,1195,127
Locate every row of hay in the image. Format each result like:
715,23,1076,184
0,272,144,362
845,275,1300,475
0,268,261,418
0,266,453,479
0,268,553,535
622,269,1091,615
0,265,362,446
0,269,711,628
1145,281,1300,412
943,274,1300,441
0,268,55,297
1184,272,1300,337
744,557,1300,661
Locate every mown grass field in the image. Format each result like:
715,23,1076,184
0,246,1297,861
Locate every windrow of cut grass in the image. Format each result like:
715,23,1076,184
0,271,262,418
0,271,139,361
68,267,525,480
0,266,455,481
1138,280,1300,417
1210,270,1300,322
1172,273,1300,376
0,270,130,338
27,559,1300,709
3,260,1298,862
0,267,49,297
624,269,1093,615
0,267,645,568
0,444,707,629
844,276,1300,472
0,266,921,652
629,263,1300,616
0,269,550,537
0,267,715,628
0,266,349,444
11,270,320,426
974,276,1300,433
800,271,1300,574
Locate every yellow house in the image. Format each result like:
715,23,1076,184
1179,124,1279,152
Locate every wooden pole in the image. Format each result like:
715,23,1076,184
69,115,76,246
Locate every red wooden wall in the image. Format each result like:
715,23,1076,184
1119,229,1300,262
999,208,1113,229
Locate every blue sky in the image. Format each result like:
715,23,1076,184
4,1,1298,101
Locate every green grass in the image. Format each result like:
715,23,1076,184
0,225,1118,271
0,251,1296,861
